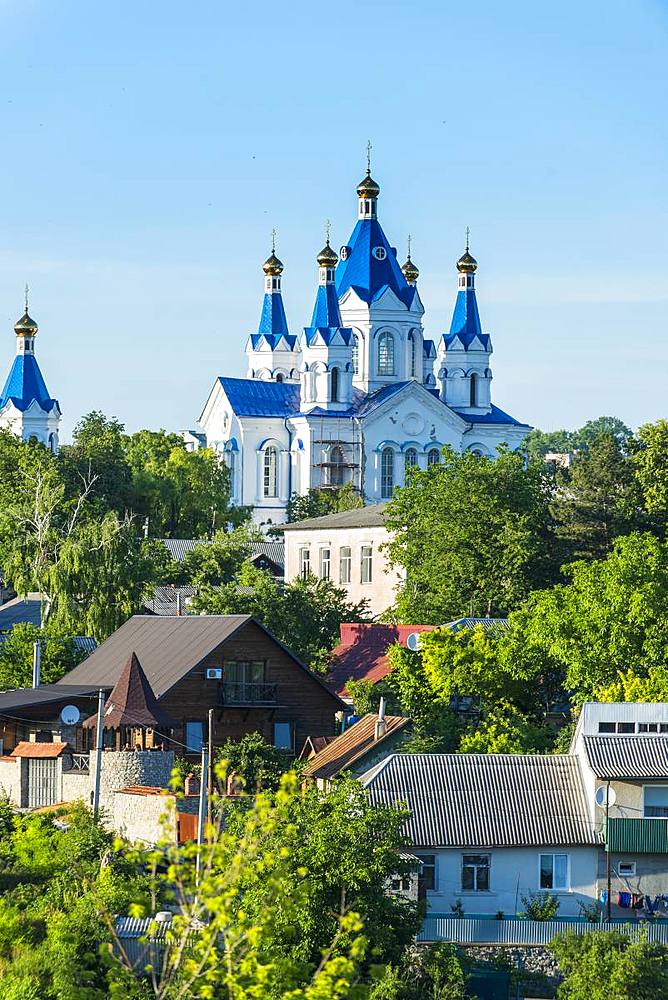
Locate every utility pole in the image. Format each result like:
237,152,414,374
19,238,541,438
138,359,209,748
92,688,105,820
196,743,209,882
606,780,612,922
32,641,41,688
207,709,214,829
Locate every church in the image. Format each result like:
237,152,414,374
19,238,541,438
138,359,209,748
0,294,61,451
194,165,530,524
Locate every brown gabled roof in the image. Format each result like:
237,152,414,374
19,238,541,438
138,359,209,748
298,734,337,760
11,741,69,758
82,652,176,730
304,714,410,780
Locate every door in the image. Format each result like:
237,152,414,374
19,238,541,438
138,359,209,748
27,758,59,808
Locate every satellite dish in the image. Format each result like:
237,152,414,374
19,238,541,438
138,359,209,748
406,633,422,652
595,785,616,808
60,705,80,726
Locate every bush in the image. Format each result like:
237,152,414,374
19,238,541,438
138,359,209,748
521,891,560,921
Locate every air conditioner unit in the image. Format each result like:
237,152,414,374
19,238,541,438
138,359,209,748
206,668,222,680
406,633,422,652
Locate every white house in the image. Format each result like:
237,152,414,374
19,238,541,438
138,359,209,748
192,167,530,525
0,297,61,452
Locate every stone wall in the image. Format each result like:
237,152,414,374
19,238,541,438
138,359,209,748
60,768,90,805
462,945,560,979
113,790,177,844
89,750,175,814
0,758,22,805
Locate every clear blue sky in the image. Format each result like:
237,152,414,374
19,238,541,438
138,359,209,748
1,0,666,441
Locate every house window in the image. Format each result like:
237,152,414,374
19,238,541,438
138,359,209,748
339,546,352,584
427,448,440,466
644,786,668,818
377,332,395,376
319,548,331,580
224,660,265,703
618,861,636,877
299,547,311,578
417,854,436,894
617,722,635,733
381,447,394,498
361,544,373,584
185,721,204,753
352,334,360,375
331,366,339,402
404,448,418,477
462,854,490,892
263,446,279,498
273,722,293,750
329,445,344,486
598,722,616,733
539,854,569,891
638,723,658,732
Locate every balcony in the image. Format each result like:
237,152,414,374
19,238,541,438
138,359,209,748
606,817,668,853
221,682,278,706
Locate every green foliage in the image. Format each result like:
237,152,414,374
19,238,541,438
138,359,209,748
385,645,462,753
385,447,557,621
368,944,470,1000
633,419,668,518
172,523,261,587
345,679,399,717
287,483,364,523
0,623,85,690
521,891,560,920
551,930,668,999
459,701,552,754
193,563,369,666
215,730,293,791
524,416,633,461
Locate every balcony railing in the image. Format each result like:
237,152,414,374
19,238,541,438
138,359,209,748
221,682,278,706
418,916,668,946
606,817,668,853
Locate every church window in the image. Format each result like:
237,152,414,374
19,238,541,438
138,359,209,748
340,245,349,260
331,366,339,402
329,445,344,486
404,448,418,477
381,447,394,498
372,246,387,260
409,332,417,377
276,373,284,383
427,448,440,466
470,373,478,407
378,332,395,376
263,446,278,498
352,335,360,375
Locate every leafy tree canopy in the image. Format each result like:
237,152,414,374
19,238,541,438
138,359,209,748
0,623,86,691
287,483,364,523
551,930,668,1000
633,418,668,518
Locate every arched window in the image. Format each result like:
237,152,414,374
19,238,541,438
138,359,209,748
377,332,395,376
427,448,440,466
263,446,278,498
352,334,360,375
329,445,344,486
404,448,418,477
408,331,417,378
381,447,394,498
275,372,284,383
331,366,339,402
470,373,478,407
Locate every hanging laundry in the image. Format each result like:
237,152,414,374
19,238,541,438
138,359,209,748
618,891,631,909
631,892,644,910
600,889,608,905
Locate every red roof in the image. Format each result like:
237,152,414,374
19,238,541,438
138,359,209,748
303,714,410,780
11,741,69,758
326,623,436,697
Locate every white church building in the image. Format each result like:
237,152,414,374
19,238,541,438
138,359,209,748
194,168,530,524
0,298,61,451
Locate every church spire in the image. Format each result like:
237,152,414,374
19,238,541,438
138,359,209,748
357,141,381,219
311,228,342,328
402,235,419,286
257,233,290,341
14,284,39,355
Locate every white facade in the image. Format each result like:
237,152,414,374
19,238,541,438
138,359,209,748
193,171,530,525
0,304,61,452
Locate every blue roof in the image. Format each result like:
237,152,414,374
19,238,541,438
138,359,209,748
452,403,527,427
303,326,354,348
310,283,343,328
0,354,58,412
256,290,291,344
219,377,301,417
443,288,490,350
335,219,416,308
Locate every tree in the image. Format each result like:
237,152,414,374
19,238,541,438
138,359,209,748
214,730,293,791
287,483,364,523
571,416,633,454
633,419,668,518
551,930,668,1000
552,432,643,561
59,411,134,517
0,624,86,691
173,524,261,587
384,447,557,622
193,564,369,667
508,532,668,701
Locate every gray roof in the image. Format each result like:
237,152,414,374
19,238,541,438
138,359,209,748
280,503,388,532
160,539,200,562
0,594,42,629
57,614,344,706
583,736,668,779
144,586,197,616
444,618,509,633
0,683,109,714
159,539,284,573
363,753,599,848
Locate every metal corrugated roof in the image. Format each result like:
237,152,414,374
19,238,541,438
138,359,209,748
363,754,599,848
281,503,388,532
583,736,668,779
0,683,108,712
304,714,410,779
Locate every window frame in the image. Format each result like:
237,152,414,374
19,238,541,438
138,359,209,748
377,331,395,376
339,545,352,584
360,544,373,585
538,853,569,891
263,445,279,498
643,784,668,818
331,366,339,402
416,853,437,894
185,720,204,753
381,447,394,498
461,853,491,893
273,721,293,751
319,547,331,581
404,447,418,477
299,546,311,578
427,448,440,466
352,333,360,375
618,861,636,877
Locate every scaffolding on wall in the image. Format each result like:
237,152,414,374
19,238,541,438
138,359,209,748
311,416,364,495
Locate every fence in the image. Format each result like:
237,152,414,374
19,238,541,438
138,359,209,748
418,915,668,946
114,916,170,971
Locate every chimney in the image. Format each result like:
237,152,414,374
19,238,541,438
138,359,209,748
32,641,41,688
176,590,182,617
374,696,387,741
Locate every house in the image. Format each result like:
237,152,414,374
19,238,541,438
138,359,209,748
304,704,410,789
281,504,402,616
159,539,285,579
0,592,96,655
55,615,344,757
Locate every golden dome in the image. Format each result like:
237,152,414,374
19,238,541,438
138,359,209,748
317,241,338,267
456,248,478,273
14,309,38,336
402,255,419,284
357,170,380,199
262,252,284,276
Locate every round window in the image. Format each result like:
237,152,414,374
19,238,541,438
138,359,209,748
372,246,387,260
340,245,350,260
